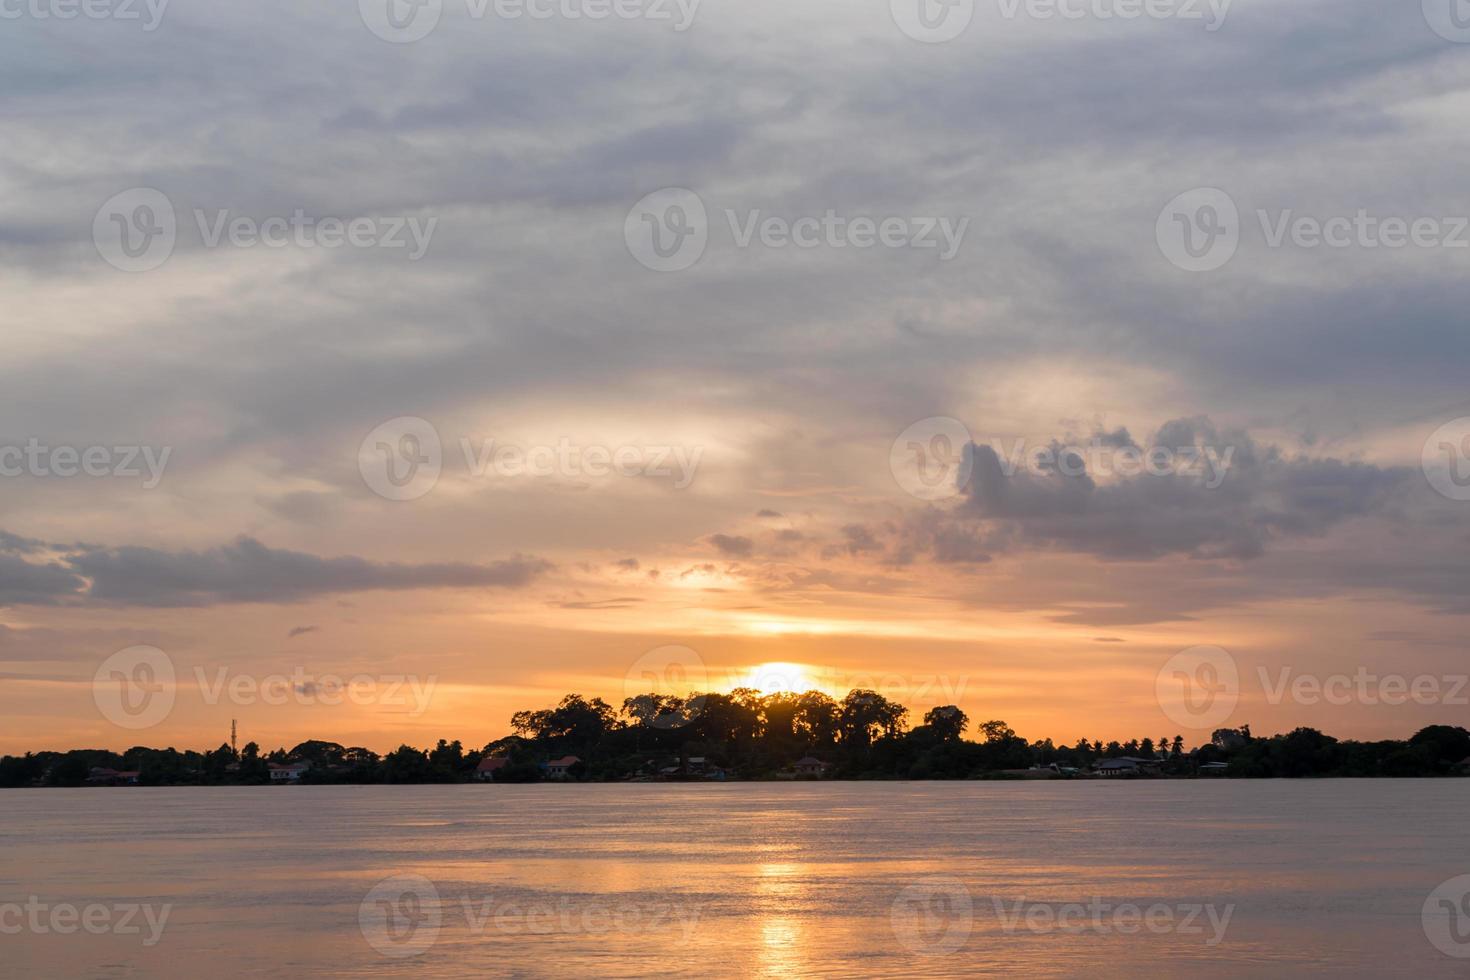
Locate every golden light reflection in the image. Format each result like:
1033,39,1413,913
756,863,807,978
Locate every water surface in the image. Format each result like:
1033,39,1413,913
1,781,1464,977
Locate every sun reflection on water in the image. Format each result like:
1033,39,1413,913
755,863,808,977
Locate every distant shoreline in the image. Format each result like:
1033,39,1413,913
7,703,1469,786
6,772,1469,789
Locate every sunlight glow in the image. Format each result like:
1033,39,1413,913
736,662,816,697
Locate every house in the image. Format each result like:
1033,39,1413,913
655,758,728,780
544,756,580,780
1095,759,1139,777
475,756,509,782
85,767,119,784
85,768,140,786
793,756,829,778
1199,762,1230,775
268,762,310,783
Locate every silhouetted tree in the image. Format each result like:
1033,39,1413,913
923,706,969,741
837,690,908,748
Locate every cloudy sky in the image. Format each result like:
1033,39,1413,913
3,0,1470,753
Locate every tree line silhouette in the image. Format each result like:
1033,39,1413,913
4,687,1468,785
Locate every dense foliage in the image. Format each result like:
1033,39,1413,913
3,690,1467,785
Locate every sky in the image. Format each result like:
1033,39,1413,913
2,0,1470,754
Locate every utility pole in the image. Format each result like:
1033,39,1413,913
231,719,238,756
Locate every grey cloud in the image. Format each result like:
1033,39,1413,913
708,534,754,558
6,0,1465,498
262,492,338,524
66,536,551,607
840,524,883,556
937,421,1413,561
0,531,48,555
558,598,644,610
0,1,1466,652
0,533,549,608
0,554,87,606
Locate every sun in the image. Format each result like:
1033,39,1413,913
738,662,816,697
